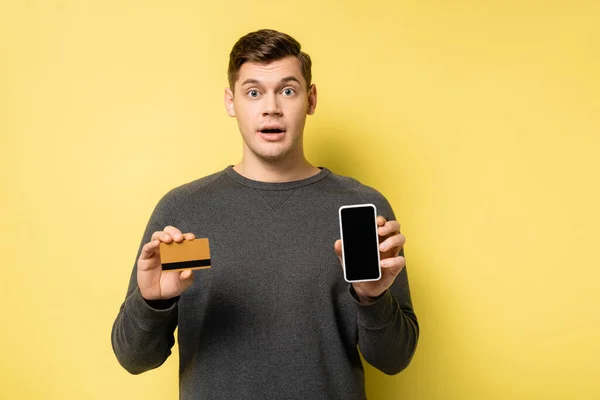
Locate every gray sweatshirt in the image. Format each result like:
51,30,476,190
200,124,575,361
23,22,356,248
111,166,419,400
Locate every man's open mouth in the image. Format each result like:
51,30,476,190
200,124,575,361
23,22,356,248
260,128,285,134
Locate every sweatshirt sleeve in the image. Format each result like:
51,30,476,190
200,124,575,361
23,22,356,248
351,184,420,375
349,254,419,375
110,189,182,374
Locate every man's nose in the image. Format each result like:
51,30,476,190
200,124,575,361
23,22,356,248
262,93,282,116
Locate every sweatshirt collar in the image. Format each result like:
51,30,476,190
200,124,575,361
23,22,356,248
224,165,331,191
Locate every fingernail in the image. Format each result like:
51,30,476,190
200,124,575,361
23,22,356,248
380,243,387,251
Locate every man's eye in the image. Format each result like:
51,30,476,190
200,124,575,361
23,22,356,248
248,90,259,98
282,88,295,96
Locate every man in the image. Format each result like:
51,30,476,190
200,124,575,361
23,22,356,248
112,29,419,399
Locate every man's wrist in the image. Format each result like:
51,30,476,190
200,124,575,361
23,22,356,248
125,288,179,331
358,294,378,305
143,296,179,310
350,285,385,305
358,292,385,305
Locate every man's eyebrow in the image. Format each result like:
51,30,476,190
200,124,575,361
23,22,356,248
240,76,302,86
280,76,301,85
241,79,261,86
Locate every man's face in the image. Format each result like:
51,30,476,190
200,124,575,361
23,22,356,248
224,56,317,163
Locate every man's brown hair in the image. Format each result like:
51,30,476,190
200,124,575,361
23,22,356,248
228,29,312,92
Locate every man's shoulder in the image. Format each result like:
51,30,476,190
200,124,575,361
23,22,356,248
157,168,230,207
324,168,395,219
326,169,387,201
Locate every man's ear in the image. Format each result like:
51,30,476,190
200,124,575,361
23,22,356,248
307,84,317,115
224,88,236,117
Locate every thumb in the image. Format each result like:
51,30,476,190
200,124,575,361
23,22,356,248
334,240,343,263
179,269,194,291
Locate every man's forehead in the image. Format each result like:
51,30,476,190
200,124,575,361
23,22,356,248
237,57,304,85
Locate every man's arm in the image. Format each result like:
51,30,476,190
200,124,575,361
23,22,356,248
335,235,420,374
335,182,420,374
111,283,179,374
350,253,419,375
111,191,192,374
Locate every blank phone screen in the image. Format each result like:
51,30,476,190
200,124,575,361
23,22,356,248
340,206,380,281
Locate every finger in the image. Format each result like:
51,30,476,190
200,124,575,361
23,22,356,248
139,240,160,260
183,232,196,241
334,240,342,256
163,225,184,242
152,230,173,243
380,255,406,273
180,269,192,280
179,269,194,291
378,220,401,237
151,230,164,241
377,216,386,226
334,240,343,264
379,233,406,253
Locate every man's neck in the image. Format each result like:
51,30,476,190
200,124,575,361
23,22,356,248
233,157,321,183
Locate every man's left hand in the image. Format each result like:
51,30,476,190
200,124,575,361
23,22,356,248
334,216,406,304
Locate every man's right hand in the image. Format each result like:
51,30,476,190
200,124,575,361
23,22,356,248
137,226,196,301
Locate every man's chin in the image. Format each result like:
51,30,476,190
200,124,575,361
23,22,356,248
253,147,295,163
257,153,290,163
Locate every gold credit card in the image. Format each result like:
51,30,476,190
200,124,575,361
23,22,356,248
159,238,211,271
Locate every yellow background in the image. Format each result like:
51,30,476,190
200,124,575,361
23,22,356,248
1,0,599,399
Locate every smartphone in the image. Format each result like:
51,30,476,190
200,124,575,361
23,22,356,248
338,203,381,282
